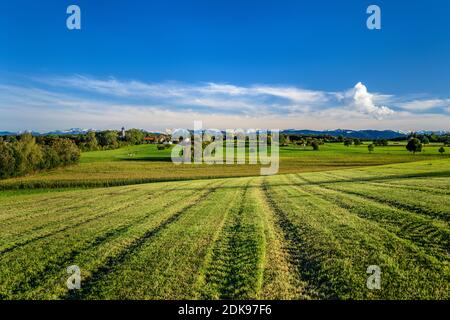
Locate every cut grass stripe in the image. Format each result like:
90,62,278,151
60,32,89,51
67,181,225,300
77,180,238,299
198,180,267,299
0,181,218,299
291,174,450,261
255,181,313,299
264,175,449,299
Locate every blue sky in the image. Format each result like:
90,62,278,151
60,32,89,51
0,0,449,131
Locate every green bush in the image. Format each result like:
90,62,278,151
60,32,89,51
0,141,15,179
0,134,80,180
50,138,80,164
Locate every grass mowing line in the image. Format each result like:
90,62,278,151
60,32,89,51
23,181,221,299
0,180,194,250
369,181,450,196
290,174,450,261
191,181,244,299
310,177,450,224
85,180,255,299
0,192,101,226
300,172,450,234
2,192,162,298
254,181,309,299
198,179,267,299
0,189,155,255
294,168,450,188
4,183,212,298
270,175,449,299
65,181,225,300
0,185,162,238
261,181,324,299
318,171,450,196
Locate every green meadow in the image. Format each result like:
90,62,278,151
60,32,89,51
0,142,447,190
0,142,449,299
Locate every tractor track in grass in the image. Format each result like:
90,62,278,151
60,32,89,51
192,183,243,299
318,172,450,196
6,183,213,297
334,183,449,223
199,181,257,299
0,182,202,256
65,181,224,300
254,182,312,299
261,181,324,299
292,174,450,259
0,191,152,256
0,193,102,226
298,174,450,224
0,188,148,245
0,203,133,256
367,181,450,195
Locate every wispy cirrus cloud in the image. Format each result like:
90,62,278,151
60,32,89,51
398,99,450,111
33,75,391,117
1,74,449,132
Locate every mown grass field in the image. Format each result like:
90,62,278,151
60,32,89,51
0,159,448,299
0,142,448,190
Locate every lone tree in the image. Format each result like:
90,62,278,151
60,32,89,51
421,136,430,144
353,138,362,146
439,146,445,155
406,138,422,154
344,139,352,147
368,144,375,153
311,140,319,151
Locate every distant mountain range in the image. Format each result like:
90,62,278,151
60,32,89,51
1,128,449,140
281,129,449,139
0,128,94,136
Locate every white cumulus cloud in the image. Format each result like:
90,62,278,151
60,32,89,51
346,82,395,119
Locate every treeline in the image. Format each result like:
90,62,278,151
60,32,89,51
36,129,168,152
0,129,168,179
392,133,450,145
0,134,80,179
286,134,343,143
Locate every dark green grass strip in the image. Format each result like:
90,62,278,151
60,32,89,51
0,189,156,255
1,204,134,256
318,171,450,196
290,174,450,260
265,176,450,299
261,182,325,299
6,184,206,297
199,181,266,299
307,177,450,224
65,182,223,300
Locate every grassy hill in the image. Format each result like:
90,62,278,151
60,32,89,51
0,159,449,299
0,142,448,190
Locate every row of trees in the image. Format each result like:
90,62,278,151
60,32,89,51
70,129,146,152
343,138,363,146
404,133,450,145
0,134,80,179
28,129,158,152
405,138,446,154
